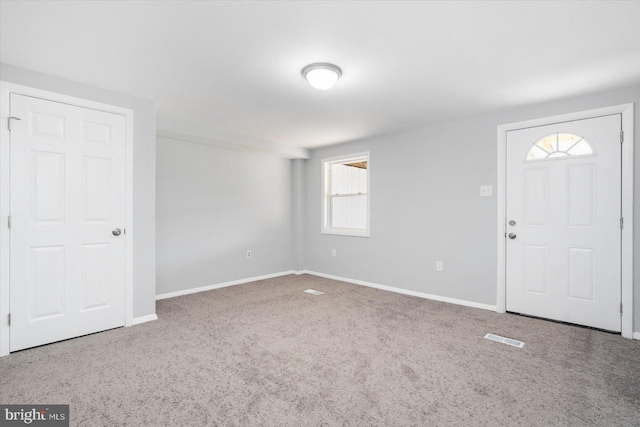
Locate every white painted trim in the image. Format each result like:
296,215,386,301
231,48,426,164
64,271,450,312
496,121,507,315
633,332,640,340
124,102,134,328
320,152,371,237
132,314,158,325
620,105,634,339
0,81,135,356
156,116,310,160
321,228,371,238
156,271,296,300
0,85,11,357
300,270,497,312
497,103,634,338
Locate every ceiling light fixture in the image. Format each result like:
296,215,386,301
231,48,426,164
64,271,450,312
302,63,342,90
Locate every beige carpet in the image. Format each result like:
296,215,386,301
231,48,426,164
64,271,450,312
1,274,639,426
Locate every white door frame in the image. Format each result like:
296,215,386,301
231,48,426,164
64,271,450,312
497,103,634,338
0,81,135,356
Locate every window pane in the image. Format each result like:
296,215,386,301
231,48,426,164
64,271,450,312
330,162,367,195
331,194,367,229
330,163,348,194
358,162,367,192
566,139,594,156
558,133,583,152
535,134,556,153
527,145,549,160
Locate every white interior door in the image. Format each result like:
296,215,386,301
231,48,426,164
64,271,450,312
505,114,621,332
10,93,126,351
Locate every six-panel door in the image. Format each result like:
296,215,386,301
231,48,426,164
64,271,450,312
10,94,126,351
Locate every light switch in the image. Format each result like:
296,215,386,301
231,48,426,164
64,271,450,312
480,185,493,197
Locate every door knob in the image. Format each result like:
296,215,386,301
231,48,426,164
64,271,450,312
508,233,516,240
112,228,122,236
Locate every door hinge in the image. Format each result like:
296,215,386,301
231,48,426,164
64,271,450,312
620,303,623,315
620,130,624,143
7,313,10,326
7,216,10,229
620,217,624,230
7,116,21,131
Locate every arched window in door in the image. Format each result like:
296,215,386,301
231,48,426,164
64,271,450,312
526,133,595,161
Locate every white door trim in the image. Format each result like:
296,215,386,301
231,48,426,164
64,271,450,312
0,81,135,356
497,103,634,338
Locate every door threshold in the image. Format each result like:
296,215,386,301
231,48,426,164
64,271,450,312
506,311,620,335
10,326,124,354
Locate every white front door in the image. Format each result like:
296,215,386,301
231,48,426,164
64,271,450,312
505,114,621,332
10,93,127,351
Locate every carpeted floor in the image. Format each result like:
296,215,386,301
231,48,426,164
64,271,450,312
1,274,639,426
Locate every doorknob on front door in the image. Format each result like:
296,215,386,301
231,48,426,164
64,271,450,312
112,228,122,236
508,233,516,240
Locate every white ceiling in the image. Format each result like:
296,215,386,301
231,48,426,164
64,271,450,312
2,1,640,149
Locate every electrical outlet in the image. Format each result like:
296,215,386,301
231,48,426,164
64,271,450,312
331,249,336,257
436,261,443,272
480,185,493,197
246,250,252,259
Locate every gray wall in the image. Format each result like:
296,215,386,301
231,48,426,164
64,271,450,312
302,85,640,331
1,63,157,319
7,60,635,332
156,136,294,295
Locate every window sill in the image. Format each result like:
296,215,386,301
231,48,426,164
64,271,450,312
321,228,370,238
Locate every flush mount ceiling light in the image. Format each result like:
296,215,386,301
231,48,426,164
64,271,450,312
301,63,342,90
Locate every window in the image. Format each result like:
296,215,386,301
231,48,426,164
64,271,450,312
321,152,370,237
526,133,595,161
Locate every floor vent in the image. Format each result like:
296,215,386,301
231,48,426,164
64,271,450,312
484,333,525,348
304,289,324,295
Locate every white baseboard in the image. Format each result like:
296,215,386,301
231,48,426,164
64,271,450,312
155,269,633,333
633,332,640,340
132,314,158,325
156,270,296,300
299,270,497,312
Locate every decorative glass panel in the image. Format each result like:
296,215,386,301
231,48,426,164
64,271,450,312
526,133,594,161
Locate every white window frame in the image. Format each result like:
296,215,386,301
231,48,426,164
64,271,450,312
321,152,370,237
